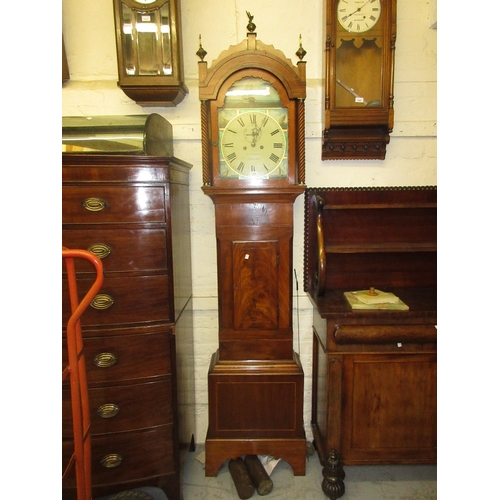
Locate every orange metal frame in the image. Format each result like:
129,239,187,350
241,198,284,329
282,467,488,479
62,248,104,500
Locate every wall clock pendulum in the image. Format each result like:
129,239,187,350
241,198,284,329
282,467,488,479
197,12,308,477
322,0,397,159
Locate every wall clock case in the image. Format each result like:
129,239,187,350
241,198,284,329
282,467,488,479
113,0,188,106
323,0,397,159
197,15,307,477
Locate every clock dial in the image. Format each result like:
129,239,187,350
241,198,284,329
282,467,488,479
220,111,287,180
337,0,381,33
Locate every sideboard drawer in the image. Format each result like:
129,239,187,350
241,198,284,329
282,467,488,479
62,228,168,273
62,186,167,224
62,275,171,326
63,380,173,436
62,332,172,385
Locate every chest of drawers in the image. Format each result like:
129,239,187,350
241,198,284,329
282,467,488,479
62,153,193,500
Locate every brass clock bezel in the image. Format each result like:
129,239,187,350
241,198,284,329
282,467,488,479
208,68,298,189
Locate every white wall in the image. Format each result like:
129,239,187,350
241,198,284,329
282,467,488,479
62,0,437,444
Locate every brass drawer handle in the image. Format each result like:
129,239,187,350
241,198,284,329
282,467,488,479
87,243,111,259
94,352,117,368
90,294,114,310
83,197,107,212
97,403,120,419
100,453,122,468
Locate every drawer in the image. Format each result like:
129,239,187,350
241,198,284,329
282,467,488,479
333,324,437,345
63,379,173,437
62,275,171,326
62,228,168,273
62,331,172,385
62,425,175,489
62,185,166,224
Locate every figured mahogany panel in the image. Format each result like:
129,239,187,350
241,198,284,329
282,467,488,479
342,353,437,462
233,241,279,330
207,356,305,440
215,380,297,432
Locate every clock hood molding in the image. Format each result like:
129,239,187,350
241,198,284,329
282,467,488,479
198,33,306,101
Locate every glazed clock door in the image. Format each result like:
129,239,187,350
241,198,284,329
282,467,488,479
335,0,384,108
209,72,297,187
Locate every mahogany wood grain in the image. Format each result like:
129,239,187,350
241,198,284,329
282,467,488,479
62,154,192,500
305,187,437,473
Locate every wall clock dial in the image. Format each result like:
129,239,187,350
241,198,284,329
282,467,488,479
220,111,287,180
337,0,381,33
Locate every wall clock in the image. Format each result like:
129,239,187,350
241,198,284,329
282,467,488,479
323,0,397,160
197,12,307,477
112,0,188,106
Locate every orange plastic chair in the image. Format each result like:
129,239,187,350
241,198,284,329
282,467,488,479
62,248,169,500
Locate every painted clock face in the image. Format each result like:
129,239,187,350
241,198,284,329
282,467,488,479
220,111,287,179
217,76,289,181
337,0,381,33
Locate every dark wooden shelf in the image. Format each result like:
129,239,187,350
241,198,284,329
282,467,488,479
325,242,437,254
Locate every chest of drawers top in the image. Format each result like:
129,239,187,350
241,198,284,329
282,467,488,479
62,154,191,186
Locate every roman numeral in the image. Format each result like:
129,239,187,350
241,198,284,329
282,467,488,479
274,143,283,149
250,114,256,124
269,153,280,163
261,115,269,127
270,129,280,136
223,142,234,148
227,129,237,134
237,117,245,127
226,152,237,163
237,162,245,172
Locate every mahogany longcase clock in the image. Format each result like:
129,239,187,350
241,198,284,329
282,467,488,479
323,0,397,160
197,13,307,477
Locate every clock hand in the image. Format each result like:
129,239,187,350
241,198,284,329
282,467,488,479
345,0,372,19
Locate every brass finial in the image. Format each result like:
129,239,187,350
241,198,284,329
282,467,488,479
246,11,256,33
196,34,207,61
296,34,307,61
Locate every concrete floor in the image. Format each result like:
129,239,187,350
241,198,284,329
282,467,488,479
181,444,437,499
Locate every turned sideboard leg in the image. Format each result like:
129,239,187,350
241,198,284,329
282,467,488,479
321,449,345,499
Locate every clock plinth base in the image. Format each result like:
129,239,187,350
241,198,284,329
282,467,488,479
205,350,307,477
205,436,307,477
